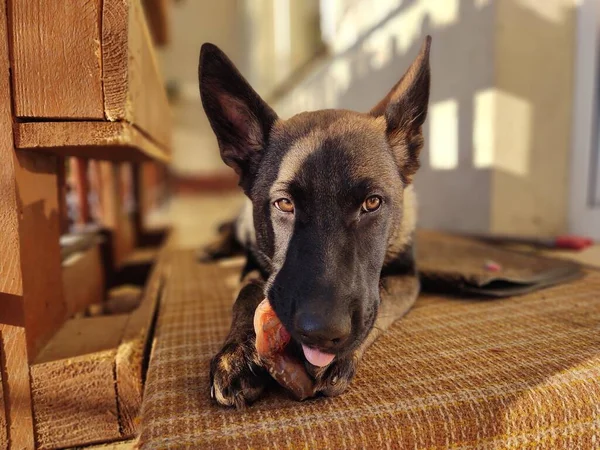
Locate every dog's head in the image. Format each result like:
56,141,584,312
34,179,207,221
199,38,431,366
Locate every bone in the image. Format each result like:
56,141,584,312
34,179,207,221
253,299,316,400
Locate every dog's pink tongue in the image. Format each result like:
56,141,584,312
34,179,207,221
301,344,335,367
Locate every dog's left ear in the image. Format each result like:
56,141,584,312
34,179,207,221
199,43,278,193
370,36,431,183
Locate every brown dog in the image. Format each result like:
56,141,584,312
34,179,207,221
199,36,431,407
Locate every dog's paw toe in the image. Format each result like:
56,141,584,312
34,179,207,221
314,355,358,397
209,342,267,408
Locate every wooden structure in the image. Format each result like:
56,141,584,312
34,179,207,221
0,0,172,448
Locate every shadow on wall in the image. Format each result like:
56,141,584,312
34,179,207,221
275,0,575,235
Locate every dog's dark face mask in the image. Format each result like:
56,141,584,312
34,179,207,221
199,38,430,365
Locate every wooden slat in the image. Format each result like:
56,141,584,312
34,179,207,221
100,162,136,268
0,326,35,450
11,0,104,119
32,316,128,449
57,158,70,234
14,121,169,163
14,151,67,358
116,244,168,436
102,0,172,150
62,244,105,317
71,158,91,225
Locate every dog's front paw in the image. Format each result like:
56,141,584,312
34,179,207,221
210,341,268,408
313,354,358,397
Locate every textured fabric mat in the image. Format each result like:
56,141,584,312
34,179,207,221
138,250,600,449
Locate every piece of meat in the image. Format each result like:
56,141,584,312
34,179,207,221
254,299,316,400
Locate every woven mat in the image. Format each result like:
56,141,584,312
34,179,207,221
138,250,600,449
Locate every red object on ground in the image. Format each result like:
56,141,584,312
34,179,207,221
553,235,594,250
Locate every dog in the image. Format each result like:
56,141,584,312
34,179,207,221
199,35,431,408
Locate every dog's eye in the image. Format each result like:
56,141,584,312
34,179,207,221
362,195,382,213
274,198,294,213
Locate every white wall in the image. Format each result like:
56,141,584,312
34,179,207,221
275,0,496,233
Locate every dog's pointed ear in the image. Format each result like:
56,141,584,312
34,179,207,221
199,43,278,192
370,36,431,183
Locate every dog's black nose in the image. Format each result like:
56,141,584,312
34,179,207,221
294,312,351,349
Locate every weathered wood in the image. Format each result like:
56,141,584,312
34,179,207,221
32,316,129,449
15,121,169,163
102,0,172,150
62,244,105,317
11,0,104,119
116,240,169,437
0,326,35,450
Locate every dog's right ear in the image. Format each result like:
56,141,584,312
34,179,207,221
199,43,278,192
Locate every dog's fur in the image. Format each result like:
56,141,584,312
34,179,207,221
199,36,431,408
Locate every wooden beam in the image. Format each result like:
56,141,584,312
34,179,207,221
0,0,22,297
10,0,105,119
0,4,35,446
3,0,67,362
71,158,91,225
102,0,172,150
14,121,169,163
0,326,35,450
99,162,136,269
0,344,7,450
56,158,70,234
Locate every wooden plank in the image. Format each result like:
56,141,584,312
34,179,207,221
0,0,22,297
14,151,67,359
116,244,168,436
15,121,169,163
102,0,172,150
62,244,105,317
11,0,104,119
0,325,35,450
32,316,129,449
